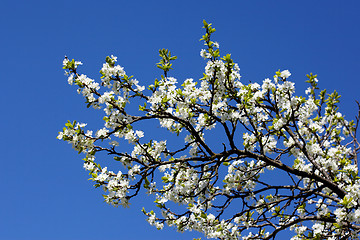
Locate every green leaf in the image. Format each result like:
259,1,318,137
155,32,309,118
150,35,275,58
333,222,341,229
161,176,169,183
144,177,150,189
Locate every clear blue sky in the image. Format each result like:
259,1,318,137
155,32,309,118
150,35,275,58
1,1,360,239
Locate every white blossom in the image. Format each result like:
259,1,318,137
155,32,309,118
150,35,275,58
59,22,360,240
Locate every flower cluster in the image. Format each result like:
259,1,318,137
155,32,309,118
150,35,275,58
59,20,360,239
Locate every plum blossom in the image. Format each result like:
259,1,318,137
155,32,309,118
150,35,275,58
59,20,360,240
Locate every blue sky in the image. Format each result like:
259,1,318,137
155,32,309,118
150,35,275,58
1,1,360,239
